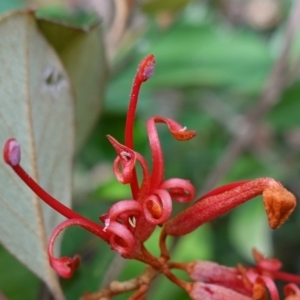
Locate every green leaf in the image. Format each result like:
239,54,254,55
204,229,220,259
37,10,107,151
0,245,39,300
228,199,273,261
106,21,273,113
146,22,272,94
171,224,213,262
90,179,132,202
268,83,300,131
0,10,75,299
0,0,24,14
141,0,192,15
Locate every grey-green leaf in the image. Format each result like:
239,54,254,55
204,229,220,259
0,10,75,299
36,11,107,151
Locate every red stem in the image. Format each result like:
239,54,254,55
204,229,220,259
11,164,108,241
272,270,300,284
125,76,141,199
146,118,164,190
124,55,155,199
13,165,81,219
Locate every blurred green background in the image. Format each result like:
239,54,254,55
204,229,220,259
1,0,300,299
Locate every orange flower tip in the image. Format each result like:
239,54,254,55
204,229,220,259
50,255,80,279
252,277,267,300
3,138,21,166
171,128,197,141
262,186,296,229
138,54,155,82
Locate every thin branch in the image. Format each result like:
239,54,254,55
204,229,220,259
198,0,300,195
199,94,300,184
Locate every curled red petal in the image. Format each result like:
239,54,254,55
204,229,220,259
150,116,196,141
106,221,136,256
107,200,142,221
3,138,21,166
113,156,134,184
147,116,196,190
105,200,142,230
254,276,280,300
48,218,108,278
257,258,282,272
252,248,282,272
107,135,152,199
142,189,172,225
160,178,195,203
50,255,80,279
107,135,136,184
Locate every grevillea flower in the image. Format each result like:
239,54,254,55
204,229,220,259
159,178,296,259
163,178,296,237
3,54,197,277
3,55,299,300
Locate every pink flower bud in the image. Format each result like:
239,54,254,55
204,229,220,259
188,282,251,300
3,138,21,166
187,261,251,296
137,54,155,82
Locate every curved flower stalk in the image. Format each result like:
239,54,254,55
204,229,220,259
3,55,299,300
3,139,137,277
106,56,197,243
124,54,156,199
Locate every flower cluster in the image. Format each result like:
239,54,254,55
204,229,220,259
3,55,300,299
172,248,300,300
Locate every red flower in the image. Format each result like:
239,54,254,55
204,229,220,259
3,54,298,300
3,54,196,277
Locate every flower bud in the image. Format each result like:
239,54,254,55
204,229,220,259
187,261,251,296
188,282,251,300
164,178,296,237
3,138,21,166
